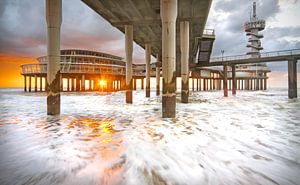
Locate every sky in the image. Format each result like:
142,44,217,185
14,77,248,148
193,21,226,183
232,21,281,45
0,0,299,88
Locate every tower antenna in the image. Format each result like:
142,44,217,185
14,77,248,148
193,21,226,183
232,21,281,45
253,2,256,18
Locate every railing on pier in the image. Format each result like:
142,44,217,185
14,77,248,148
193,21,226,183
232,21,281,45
202,29,215,36
21,62,145,76
210,49,300,63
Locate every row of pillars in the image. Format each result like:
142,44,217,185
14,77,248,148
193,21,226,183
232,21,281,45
24,75,126,92
189,77,267,92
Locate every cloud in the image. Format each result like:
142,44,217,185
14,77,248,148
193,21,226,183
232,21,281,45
206,0,300,72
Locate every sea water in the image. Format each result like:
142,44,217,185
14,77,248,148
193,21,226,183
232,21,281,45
0,88,299,185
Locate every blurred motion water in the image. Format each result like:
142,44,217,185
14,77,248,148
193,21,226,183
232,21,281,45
0,88,299,185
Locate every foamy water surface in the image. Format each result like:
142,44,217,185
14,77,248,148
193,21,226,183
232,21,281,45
0,88,299,185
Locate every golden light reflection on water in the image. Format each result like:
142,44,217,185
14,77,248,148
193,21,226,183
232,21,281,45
67,117,125,183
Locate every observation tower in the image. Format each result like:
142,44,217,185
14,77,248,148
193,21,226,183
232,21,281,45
245,2,265,58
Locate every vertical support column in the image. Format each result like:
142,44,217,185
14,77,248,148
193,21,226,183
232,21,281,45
192,78,194,91
196,78,199,91
232,65,236,95
46,0,61,114
223,64,228,97
133,78,137,90
161,0,177,118
256,77,259,91
24,76,27,92
71,78,75,91
145,43,151,97
67,78,70,91
260,79,263,90
34,75,37,92
141,78,144,90
180,21,189,103
29,76,32,92
89,79,92,91
203,79,206,91
156,55,161,96
288,59,297,99
125,25,133,103
76,76,80,91
81,74,85,91
199,78,202,91
40,77,43,91
60,74,63,91
264,73,267,90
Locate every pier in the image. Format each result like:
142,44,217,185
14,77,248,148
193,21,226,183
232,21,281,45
20,0,299,118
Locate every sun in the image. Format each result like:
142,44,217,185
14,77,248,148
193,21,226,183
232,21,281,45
99,80,106,87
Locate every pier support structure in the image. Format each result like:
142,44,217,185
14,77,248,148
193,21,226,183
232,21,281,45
232,65,236,95
125,25,133,103
81,74,85,91
180,21,189,103
156,55,161,96
161,0,177,118
24,76,27,92
46,0,61,115
145,43,151,97
223,64,228,97
288,59,297,99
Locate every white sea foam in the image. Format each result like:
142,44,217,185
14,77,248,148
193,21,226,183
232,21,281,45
0,88,299,185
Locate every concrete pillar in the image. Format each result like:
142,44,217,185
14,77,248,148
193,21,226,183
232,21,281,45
199,78,202,91
45,77,48,92
24,76,27,92
34,75,37,92
40,77,43,91
29,76,32,92
203,79,207,91
145,43,151,97
255,77,259,91
141,78,144,90
46,0,61,115
192,78,194,91
180,21,189,103
196,78,199,91
161,0,177,118
223,64,228,97
232,65,236,95
89,79,92,91
125,25,133,103
264,73,267,90
242,80,244,90
260,79,263,90
76,77,80,91
67,78,70,91
81,74,85,91
288,59,297,99
156,56,161,96
133,78,137,90
71,78,75,91
60,74,63,91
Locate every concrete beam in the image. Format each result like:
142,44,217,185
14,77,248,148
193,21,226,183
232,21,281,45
46,0,61,115
180,21,189,103
161,0,177,118
125,25,133,103
145,43,151,97
288,59,297,99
